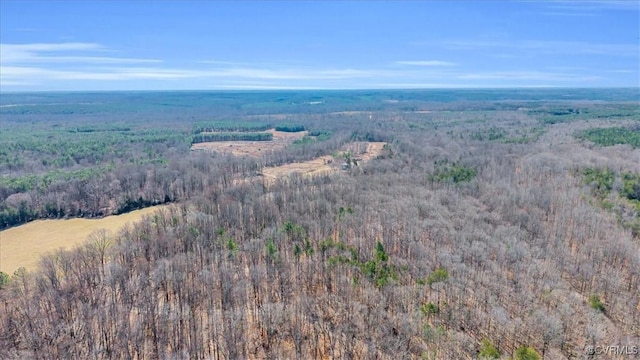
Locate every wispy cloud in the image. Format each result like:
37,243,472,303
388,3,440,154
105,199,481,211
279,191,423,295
540,11,598,17
0,65,401,83
216,84,322,90
1,43,161,64
0,80,35,87
395,60,457,67
211,67,383,80
0,63,614,90
456,70,601,82
445,39,639,57
198,60,255,66
0,42,631,90
12,28,47,33
605,69,637,74
373,82,560,89
545,0,640,12
1,66,175,81
539,1,639,17
0,43,461,88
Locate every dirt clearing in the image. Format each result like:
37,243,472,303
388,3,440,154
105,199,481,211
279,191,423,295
261,155,336,181
191,129,307,157
261,142,387,181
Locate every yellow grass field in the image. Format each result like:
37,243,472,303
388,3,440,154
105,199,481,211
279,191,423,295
0,206,166,274
0,142,385,275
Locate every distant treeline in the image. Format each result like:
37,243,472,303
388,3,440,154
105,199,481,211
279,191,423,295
275,124,305,132
308,130,331,137
193,122,306,134
193,121,272,134
529,104,640,124
191,132,273,144
67,126,131,133
293,131,332,145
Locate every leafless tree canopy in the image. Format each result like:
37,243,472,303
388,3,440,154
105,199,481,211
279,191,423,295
1,92,639,359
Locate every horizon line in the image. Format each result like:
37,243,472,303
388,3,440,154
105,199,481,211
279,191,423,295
2,86,640,94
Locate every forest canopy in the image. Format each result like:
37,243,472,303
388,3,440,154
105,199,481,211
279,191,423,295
0,89,639,359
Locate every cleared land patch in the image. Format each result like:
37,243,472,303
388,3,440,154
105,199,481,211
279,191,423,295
190,129,308,157
261,141,387,181
329,111,372,116
356,141,386,161
261,155,336,181
0,205,166,274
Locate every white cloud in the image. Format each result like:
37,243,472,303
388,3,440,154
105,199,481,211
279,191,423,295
444,39,639,57
0,42,631,90
198,60,254,66
540,11,598,17
373,82,472,88
16,55,161,64
204,67,394,80
4,43,103,52
216,84,322,90
395,60,457,67
0,43,439,87
0,43,161,64
0,65,405,85
0,63,612,90
12,28,48,33
1,66,201,81
456,70,601,82
605,69,637,73
373,82,559,89
0,80,35,87
545,0,640,12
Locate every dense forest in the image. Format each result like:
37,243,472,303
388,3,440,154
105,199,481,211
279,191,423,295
1,89,639,359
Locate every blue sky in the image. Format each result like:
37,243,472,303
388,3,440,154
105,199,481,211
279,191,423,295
0,1,638,91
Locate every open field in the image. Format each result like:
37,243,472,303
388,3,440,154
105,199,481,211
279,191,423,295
1,140,382,274
190,128,307,156
0,205,166,274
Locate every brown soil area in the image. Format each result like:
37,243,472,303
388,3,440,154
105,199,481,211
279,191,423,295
190,129,307,157
261,141,386,181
